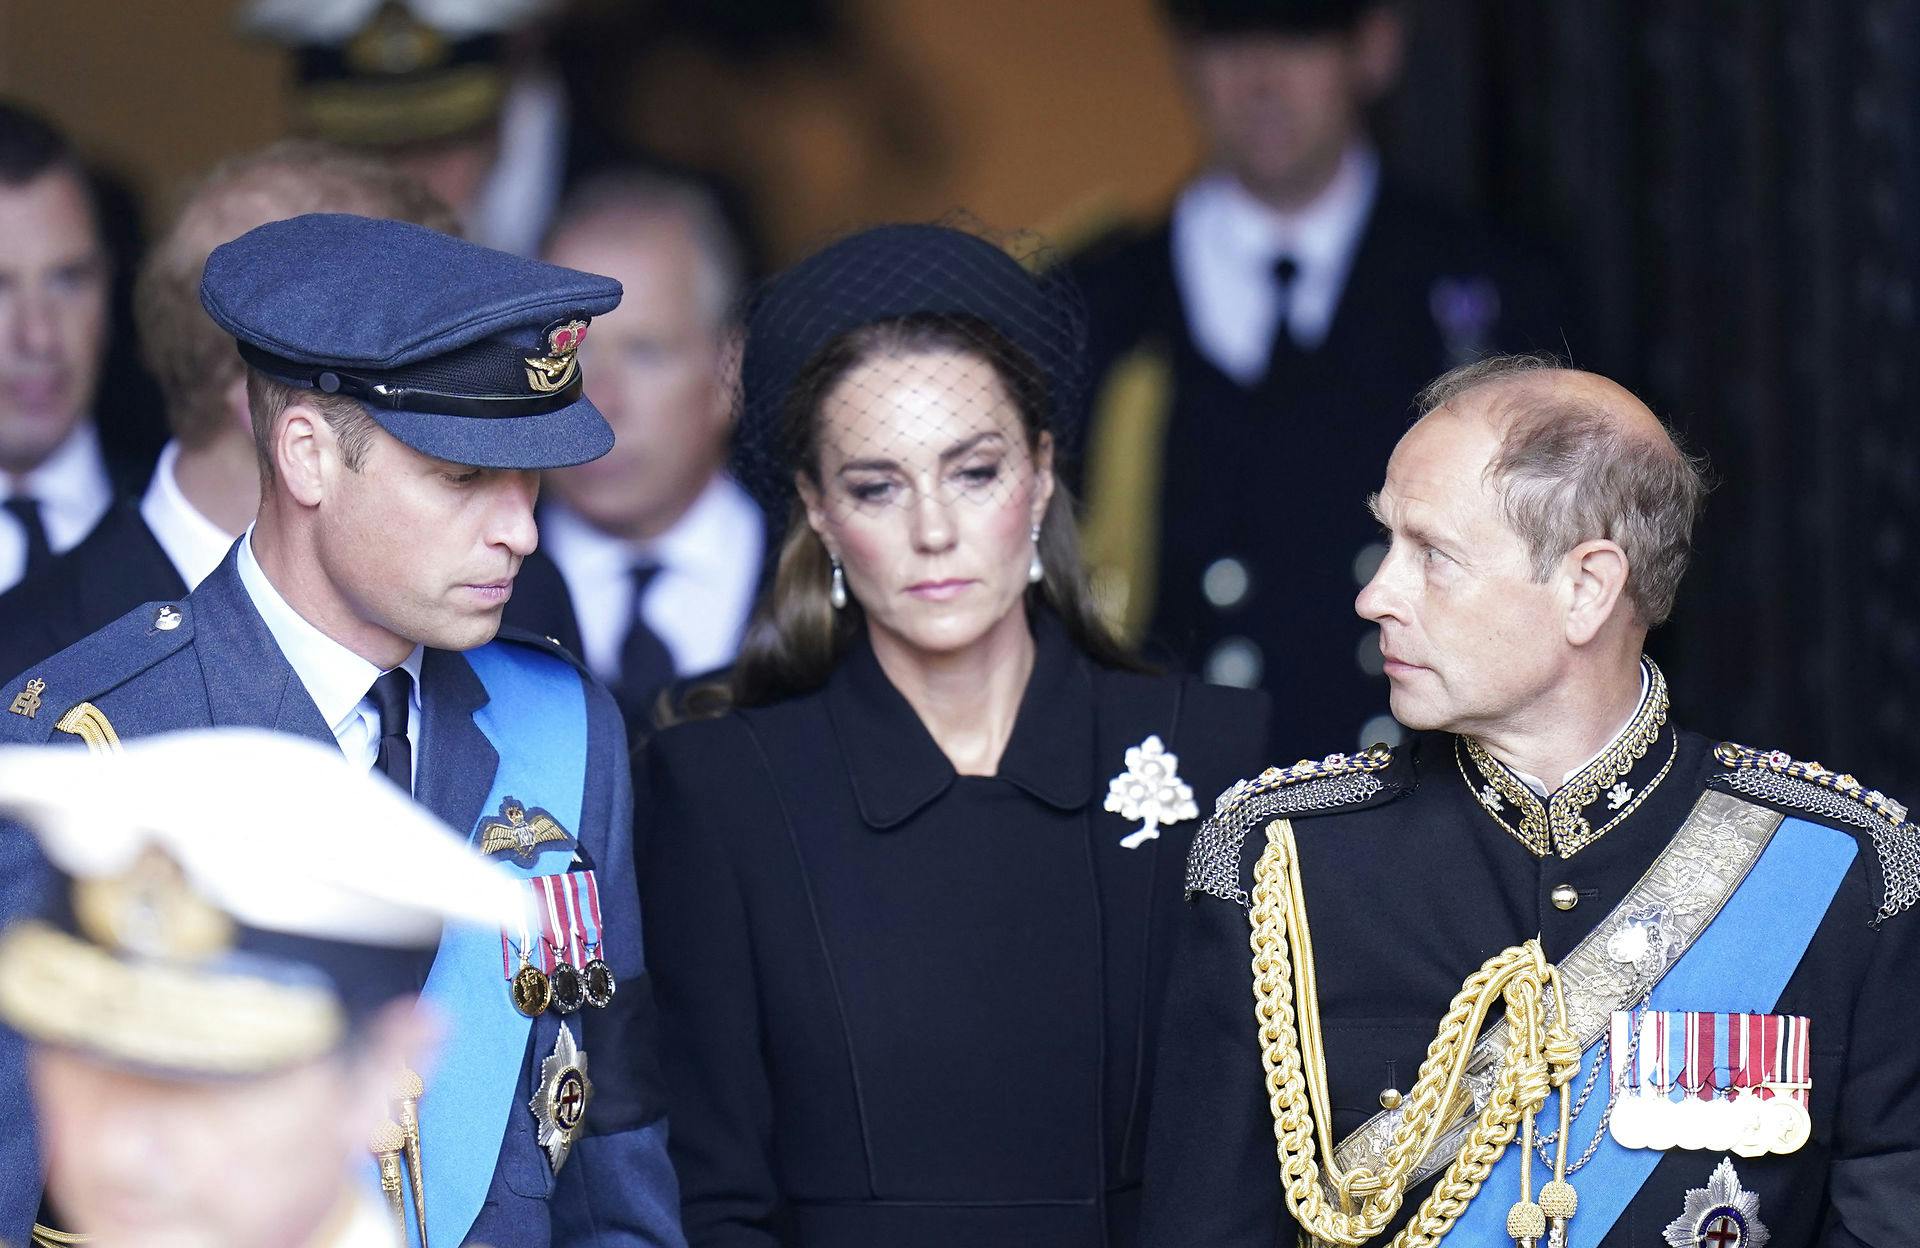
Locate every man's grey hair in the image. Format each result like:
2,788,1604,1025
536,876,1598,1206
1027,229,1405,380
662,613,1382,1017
1416,354,1710,626
545,168,745,331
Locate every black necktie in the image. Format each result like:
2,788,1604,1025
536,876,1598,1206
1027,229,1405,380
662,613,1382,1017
368,668,414,794
617,562,676,726
1265,254,1303,379
3,496,53,582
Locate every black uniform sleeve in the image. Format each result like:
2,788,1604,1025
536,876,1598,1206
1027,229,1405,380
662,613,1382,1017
639,723,786,1248
1139,887,1293,1247
1817,901,1920,1246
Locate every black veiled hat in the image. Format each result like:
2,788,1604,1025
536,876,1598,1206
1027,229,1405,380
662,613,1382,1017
734,222,1087,516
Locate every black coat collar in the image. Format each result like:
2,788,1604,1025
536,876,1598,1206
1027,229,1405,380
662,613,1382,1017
823,610,1095,829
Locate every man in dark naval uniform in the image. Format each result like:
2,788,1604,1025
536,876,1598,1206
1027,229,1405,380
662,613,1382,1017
0,141,583,680
1071,0,1568,758
0,215,685,1247
1140,356,1919,1246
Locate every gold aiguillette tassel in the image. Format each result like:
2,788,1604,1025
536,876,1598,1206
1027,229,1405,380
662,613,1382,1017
393,1066,429,1248
371,1119,409,1242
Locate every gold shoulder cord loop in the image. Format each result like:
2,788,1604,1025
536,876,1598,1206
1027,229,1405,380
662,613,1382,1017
32,703,121,1248
1249,819,1582,1247
52,703,122,755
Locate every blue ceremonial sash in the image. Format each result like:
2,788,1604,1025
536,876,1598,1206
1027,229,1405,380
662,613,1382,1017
365,644,587,1247
1448,816,1855,1245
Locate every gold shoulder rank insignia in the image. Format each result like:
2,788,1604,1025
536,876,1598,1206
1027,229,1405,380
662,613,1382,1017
1715,742,1917,923
1714,742,1909,827
1212,743,1396,819
478,797,573,862
1188,744,1397,905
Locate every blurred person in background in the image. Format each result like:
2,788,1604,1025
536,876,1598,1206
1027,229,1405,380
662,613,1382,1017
0,729,522,1248
245,0,609,258
638,223,1269,1247
539,169,764,733
0,139,586,680
0,101,116,599
1070,0,1568,758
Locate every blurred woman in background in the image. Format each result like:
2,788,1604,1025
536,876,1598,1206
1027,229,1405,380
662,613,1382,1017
639,223,1269,1248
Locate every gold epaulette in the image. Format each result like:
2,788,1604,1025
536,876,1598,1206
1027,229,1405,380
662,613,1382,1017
1187,745,1397,905
1212,744,1396,820
1713,742,1916,921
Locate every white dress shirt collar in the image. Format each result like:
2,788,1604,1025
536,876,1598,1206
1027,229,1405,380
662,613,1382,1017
236,527,423,757
1170,143,1381,385
140,440,240,591
0,422,114,590
540,474,763,681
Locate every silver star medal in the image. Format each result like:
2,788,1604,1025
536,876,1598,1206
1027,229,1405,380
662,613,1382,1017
1663,1157,1769,1248
532,1021,593,1174
1104,735,1198,849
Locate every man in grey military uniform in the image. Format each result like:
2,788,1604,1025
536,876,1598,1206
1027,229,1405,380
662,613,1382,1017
0,729,522,1248
1141,355,1920,1246
0,214,684,1246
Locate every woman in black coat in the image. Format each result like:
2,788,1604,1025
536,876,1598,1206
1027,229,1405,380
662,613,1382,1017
638,223,1270,1248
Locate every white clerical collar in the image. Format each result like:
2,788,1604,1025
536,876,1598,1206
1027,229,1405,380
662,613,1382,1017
235,526,422,738
1510,662,1654,797
139,440,240,590
1170,142,1380,382
2,421,113,551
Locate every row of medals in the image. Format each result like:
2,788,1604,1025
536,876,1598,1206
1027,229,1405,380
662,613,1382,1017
513,951,616,1017
1609,1086,1810,1157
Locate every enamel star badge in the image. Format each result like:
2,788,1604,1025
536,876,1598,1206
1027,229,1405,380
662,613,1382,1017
1105,735,1198,849
532,1021,592,1174
1664,1158,1769,1248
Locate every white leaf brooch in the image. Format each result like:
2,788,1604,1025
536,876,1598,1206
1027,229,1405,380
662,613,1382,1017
1105,735,1198,849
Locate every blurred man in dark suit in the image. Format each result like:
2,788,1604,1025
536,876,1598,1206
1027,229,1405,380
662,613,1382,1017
0,141,583,680
0,101,114,599
1071,0,1570,758
539,170,764,730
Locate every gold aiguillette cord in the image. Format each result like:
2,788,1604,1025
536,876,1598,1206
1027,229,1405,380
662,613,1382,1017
1249,818,1583,1247
393,1066,429,1248
370,1119,409,1241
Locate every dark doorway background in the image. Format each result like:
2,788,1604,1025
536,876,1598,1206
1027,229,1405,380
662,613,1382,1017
1381,1,1919,797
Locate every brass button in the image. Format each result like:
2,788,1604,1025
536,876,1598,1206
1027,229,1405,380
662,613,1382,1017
1378,1087,1403,1110
1550,883,1580,911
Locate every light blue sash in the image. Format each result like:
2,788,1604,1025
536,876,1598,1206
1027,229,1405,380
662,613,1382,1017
365,643,587,1247
1449,816,1855,1245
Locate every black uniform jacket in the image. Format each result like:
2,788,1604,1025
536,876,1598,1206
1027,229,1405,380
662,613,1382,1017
638,612,1271,1248
1140,727,1920,1247
1070,185,1568,757
0,500,585,681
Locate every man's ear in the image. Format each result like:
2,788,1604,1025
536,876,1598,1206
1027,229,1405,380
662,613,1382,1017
275,404,333,508
1350,7,1406,102
1561,538,1631,646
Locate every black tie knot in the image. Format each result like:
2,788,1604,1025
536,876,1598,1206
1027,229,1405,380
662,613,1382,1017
1272,254,1301,291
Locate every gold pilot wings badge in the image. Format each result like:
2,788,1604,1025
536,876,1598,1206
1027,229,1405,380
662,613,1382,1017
478,796,574,862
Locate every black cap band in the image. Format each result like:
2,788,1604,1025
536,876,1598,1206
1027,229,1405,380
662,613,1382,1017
238,341,584,418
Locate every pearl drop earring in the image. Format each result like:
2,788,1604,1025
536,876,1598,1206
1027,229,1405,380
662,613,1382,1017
1027,522,1044,585
829,556,848,609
